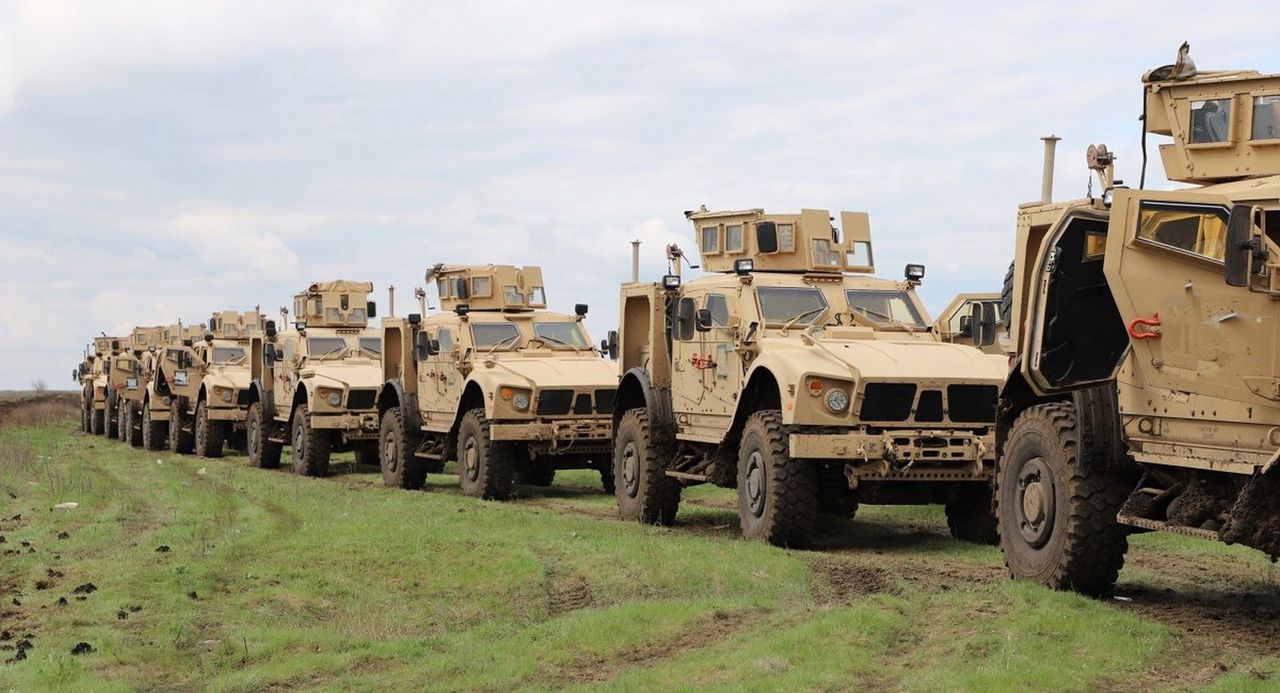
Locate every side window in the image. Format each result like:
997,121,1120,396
1137,203,1229,262
776,223,795,252
436,328,454,352
946,301,974,334
1189,98,1231,144
437,278,449,299
700,226,720,254
725,224,743,253
472,277,491,297
676,297,696,341
705,294,729,327
1253,95,1280,141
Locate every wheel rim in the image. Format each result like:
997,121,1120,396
620,441,639,497
384,435,399,473
294,419,304,454
463,436,479,482
1016,456,1055,547
744,450,766,518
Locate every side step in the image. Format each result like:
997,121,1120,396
1116,513,1221,541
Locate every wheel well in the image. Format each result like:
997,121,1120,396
615,373,647,423
724,367,782,446
292,387,308,412
378,383,400,415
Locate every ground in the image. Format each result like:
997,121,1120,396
2,396,1279,691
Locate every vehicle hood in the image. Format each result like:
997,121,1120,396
299,359,383,389
474,354,619,390
761,337,1007,384
204,364,252,391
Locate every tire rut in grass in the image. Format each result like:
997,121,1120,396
809,557,892,604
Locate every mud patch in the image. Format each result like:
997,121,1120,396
810,558,892,604
546,572,593,617
1114,584,1280,654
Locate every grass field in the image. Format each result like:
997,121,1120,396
3,399,1280,691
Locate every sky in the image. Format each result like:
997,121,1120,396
1,1,1276,390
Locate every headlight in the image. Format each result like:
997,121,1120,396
513,393,530,411
825,388,850,413
328,391,342,407
221,389,233,403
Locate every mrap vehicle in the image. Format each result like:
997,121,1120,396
247,281,383,476
997,46,1280,594
377,264,617,497
612,207,1009,548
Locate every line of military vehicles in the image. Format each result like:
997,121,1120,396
71,49,1280,597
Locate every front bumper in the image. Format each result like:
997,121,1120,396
490,419,612,448
789,428,994,479
309,410,379,435
208,404,247,423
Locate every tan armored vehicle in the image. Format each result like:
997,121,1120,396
78,336,120,434
246,281,382,475
377,264,617,497
109,325,180,450
996,46,1280,594
160,311,264,457
613,207,1009,547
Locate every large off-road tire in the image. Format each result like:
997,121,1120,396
597,457,616,495
193,401,225,458
246,402,282,469
517,457,557,487
378,408,427,489
613,408,681,525
142,403,166,451
107,392,121,439
90,406,104,435
1000,260,1014,329
81,388,92,432
946,486,998,544
737,410,817,548
291,404,331,477
125,404,143,448
996,403,1129,596
116,405,128,444
456,409,516,500
816,462,858,519
169,399,194,454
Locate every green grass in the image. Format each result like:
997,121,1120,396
2,414,1278,691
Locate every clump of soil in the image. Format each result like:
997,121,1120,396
810,558,891,604
70,642,93,655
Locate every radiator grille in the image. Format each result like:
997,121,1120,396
916,390,943,422
947,385,998,423
346,389,376,410
594,389,616,415
859,383,917,422
537,389,574,416
573,393,593,415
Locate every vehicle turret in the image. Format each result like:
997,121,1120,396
208,310,264,340
290,280,376,329
425,264,547,313
684,207,874,275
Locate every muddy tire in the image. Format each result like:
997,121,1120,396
117,404,128,444
193,400,225,458
107,392,120,439
169,399,194,454
379,408,426,489
517,458,557,487
1000,260,1014,329
816,462,858,519
737,410,817,548
456,409,515,500
247,402,281,469
996,403,1129,596
142,404,166,451
613,408,681,525
90,407,104,435
291,404,331,477
125,404,142,448
598,458,616,495
946,486,998,544
81,388,92,432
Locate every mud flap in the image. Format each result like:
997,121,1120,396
1221,468,1280,558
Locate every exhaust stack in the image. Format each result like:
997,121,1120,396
388,285,395,318
631,240,641,282
1040,135,1061,204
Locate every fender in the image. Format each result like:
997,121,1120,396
616,367,675,442
249,379,275,417
379,378,422,431
723,364,783,441
448,380,489,433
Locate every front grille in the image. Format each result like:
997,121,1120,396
947,384,998,423
859,383,917,422
916,390,943,422
594,389,616,415
537,389,573,416
346,389,376,410
573,393,593,415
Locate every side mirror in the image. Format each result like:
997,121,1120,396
264,344,278,365
414,331,439,360
971,303,997,347
208,317,217,332
958,315,972,338
756,221,778,253
695,308,713,332
265,320,277,338
1225,203,1258,287
455,278,470,300
602,329,619,360
367,301,377,319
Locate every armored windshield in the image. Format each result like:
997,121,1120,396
845,289,926,328
532,322,588,348
358,336,381,357
308,337,348,359
472,322,521,349
212,346,247,364
757,287,828,327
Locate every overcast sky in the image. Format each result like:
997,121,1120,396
1,1,1275,389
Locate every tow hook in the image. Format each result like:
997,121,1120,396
881,437,910,473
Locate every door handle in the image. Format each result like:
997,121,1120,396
1127,313,1161,340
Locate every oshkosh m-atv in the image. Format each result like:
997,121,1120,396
109,325,189,451
77,336,120,435
159,311,264,458
997,46,1280,594
377,264,617,497
612,207,1009,548
247,281,382,475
